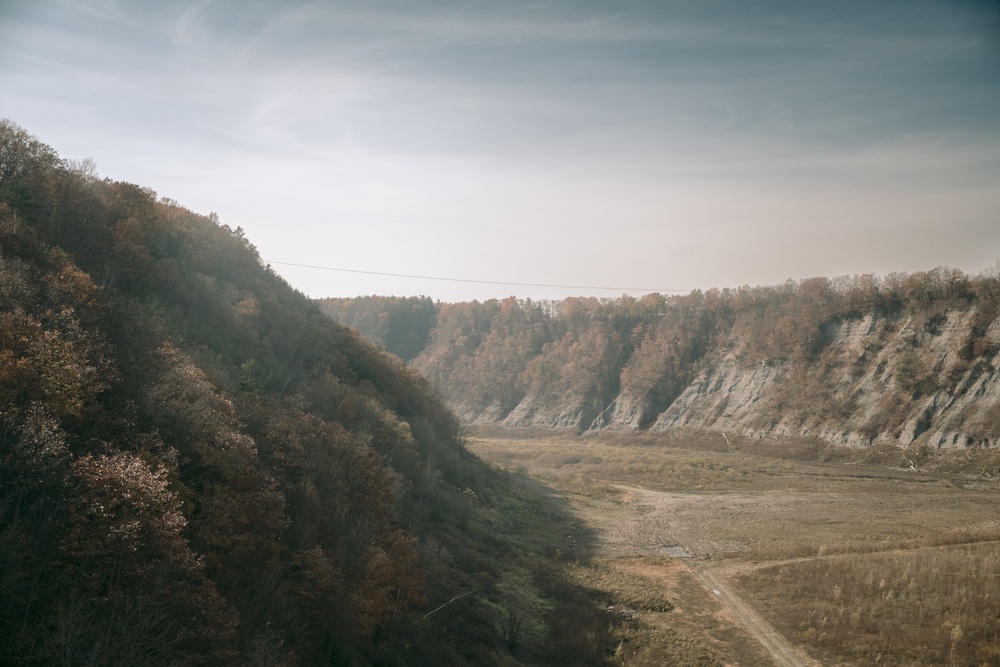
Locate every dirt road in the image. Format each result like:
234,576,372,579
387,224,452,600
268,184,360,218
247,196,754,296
691,563,820,667
571,483,822,666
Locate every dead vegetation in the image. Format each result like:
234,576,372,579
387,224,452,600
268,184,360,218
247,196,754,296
467,428,1000,666
737,543,1000,666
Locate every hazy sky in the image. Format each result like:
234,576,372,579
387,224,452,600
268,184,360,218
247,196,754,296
2,0,999,302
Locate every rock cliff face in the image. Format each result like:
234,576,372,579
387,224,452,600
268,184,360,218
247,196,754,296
328,278,1000,449
639,309,1000,448
462,306,998,448
648,358,782,434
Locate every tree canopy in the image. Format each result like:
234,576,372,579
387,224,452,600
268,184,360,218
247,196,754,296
0,119,614,665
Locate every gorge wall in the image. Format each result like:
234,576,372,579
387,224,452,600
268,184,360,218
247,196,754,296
320,270,1000,449
647,309,999,448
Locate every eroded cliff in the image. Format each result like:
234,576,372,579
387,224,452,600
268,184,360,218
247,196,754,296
324,272,1000,449
648,309,1000,448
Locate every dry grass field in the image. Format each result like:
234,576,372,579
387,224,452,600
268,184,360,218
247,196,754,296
467,428,1000,666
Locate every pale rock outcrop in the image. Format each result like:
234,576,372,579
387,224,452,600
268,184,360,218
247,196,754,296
439,304,999,449
642,309,999,448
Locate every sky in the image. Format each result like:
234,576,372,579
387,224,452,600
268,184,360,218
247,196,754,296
1,0,999,302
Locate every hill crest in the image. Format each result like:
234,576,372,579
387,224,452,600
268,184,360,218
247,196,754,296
321,271,1000,449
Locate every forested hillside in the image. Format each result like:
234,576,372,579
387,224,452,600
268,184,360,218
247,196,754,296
321,270,1000,449
0,120,614,666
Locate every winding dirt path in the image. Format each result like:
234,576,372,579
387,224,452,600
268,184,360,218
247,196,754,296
691,563,820,667
574,484,822,666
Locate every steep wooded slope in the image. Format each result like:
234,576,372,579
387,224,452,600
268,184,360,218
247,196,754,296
0,121,612,666
323,273,1000,449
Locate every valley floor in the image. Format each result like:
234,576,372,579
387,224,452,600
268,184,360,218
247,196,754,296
468,429,1000,666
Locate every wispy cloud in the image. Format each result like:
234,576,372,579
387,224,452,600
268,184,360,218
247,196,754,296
1,0,997,301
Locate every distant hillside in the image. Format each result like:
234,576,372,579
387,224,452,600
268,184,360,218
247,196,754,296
0,120,613,665
321,271,1000,449
319,295,437,362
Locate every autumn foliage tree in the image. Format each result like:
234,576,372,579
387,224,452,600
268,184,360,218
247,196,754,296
333,262,999,436
3,119,568,666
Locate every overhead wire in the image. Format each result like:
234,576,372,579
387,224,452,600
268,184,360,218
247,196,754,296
265,259,691,293
187,249,690,293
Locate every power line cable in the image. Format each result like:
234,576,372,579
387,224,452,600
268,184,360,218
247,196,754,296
187,249,690,293
265,259,690,293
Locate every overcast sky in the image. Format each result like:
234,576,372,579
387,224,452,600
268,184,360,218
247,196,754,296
2,0,998,302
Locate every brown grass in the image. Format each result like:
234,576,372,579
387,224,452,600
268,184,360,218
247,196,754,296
736,543,1000,666
466,427,1000,666
564,557,773,667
